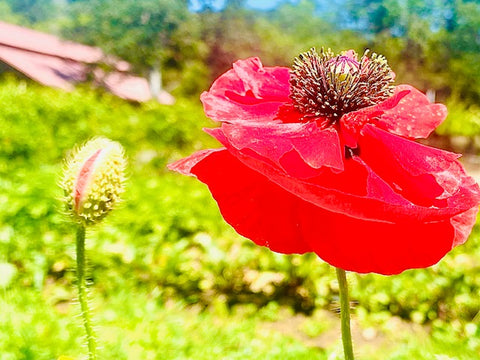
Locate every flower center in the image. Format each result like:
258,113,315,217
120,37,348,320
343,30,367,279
289,48,395,121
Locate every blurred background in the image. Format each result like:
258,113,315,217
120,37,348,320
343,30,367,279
1,0,480,359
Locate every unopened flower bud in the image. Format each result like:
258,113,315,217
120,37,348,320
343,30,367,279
62,137,126,225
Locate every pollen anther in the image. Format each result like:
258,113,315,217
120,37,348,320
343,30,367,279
290,48,395,121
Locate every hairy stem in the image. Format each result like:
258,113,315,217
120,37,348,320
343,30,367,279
336,267,354,360
76,225,97,360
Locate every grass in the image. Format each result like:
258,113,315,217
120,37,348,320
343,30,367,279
1,283,479,360
1,285,326,360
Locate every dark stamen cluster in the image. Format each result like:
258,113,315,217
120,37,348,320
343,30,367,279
290,48,395,121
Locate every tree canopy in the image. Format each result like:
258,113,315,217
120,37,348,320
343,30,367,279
1,0,480,101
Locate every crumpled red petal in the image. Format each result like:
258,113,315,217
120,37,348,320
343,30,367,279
358,125,480,209
170,54,480,275
200,58,290,123
205,121,344,178
451,207,479,247
206,125,478,223
340,88,410,147
169,148,313,255
173,148,472,275
375,84,447,138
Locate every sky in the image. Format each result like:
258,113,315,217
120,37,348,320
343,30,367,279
189,0,290,12
247,0,284,9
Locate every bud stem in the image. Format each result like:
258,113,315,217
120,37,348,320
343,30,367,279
76,225,97,360
336,267,354,360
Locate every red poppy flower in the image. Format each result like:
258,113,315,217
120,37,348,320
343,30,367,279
169,48,480,275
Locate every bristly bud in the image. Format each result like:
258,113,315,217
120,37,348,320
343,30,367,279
290,47,395,121
61,137,126,226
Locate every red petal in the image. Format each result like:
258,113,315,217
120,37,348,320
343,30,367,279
74,148,102,212
167,148,225,175
375,84,447,138
207,131,476,223
206,122,344,178
200,58,290,123
358,125,480,209
340,89,410,147
186,149,313,254
451,207,479,247
185,148,462,275
340,110,371,148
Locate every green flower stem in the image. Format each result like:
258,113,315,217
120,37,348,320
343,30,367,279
336,267,354,360
76,225,97,360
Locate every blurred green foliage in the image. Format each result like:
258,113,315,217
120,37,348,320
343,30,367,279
437,100,480,137
5,287,479,360
62,0,192,75
1,79,480,332
2,0,480,105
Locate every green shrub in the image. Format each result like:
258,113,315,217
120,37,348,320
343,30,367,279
436,99,480,137
1,78,480,331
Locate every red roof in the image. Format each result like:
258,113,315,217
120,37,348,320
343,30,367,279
0,21,174,104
